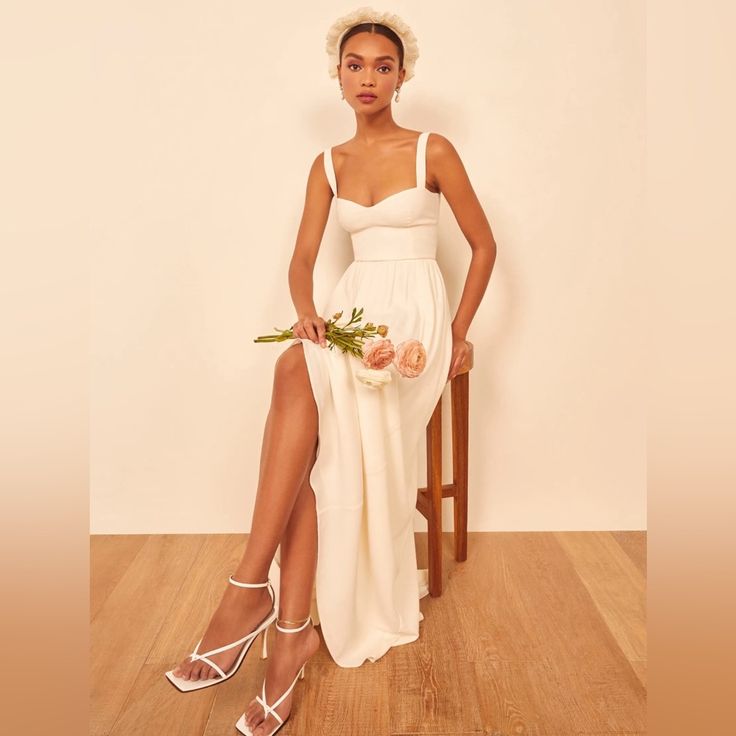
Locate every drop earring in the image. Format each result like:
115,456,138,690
394,87,401,102
340,85,344,100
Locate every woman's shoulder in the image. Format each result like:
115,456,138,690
425,130,455,153
425,132,464,172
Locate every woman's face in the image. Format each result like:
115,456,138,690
338,31,405,111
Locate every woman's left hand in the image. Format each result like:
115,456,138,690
448,337,472,381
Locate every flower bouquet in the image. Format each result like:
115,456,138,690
254,307,427,390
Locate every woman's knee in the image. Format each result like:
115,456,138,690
275,341,306,376
273,342,312,398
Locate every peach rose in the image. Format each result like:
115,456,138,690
361,338,395,370
393,339,427,378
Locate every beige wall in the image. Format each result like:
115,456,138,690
90,1,645,533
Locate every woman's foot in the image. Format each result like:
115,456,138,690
243,619,320,735
171,578,274,681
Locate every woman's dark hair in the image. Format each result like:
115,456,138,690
339,23,404,71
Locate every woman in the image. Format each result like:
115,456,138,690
165,8,495,736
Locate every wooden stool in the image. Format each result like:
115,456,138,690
416,340,473,597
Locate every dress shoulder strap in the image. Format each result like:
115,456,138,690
415,132,430,189
322,148,337,195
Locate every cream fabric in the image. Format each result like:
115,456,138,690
270,132,452,668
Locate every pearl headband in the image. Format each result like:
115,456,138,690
325,6,420,82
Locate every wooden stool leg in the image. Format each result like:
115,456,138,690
426,398,443,596
451,371,469,562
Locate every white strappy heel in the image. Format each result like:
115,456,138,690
235,615,312,736
164,576,277,692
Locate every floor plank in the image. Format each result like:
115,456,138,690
90,533,148,620
90,534,206,736
611,531,647,576
449,532,646,735
555,532,646,669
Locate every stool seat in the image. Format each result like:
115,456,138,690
416,340,473,596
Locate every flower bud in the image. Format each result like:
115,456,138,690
376,324,388,337
355,368,392,390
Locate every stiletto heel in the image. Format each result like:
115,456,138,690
164,575,277,692
235,616,313,736
261,626,269,659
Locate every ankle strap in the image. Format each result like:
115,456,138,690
275,615,311,633
228,575,270,588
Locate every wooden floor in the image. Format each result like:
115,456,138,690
90,531,646,736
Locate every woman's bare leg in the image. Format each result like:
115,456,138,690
244,461,321,734
172,342,319,681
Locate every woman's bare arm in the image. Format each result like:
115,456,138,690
428,133,497,343
287,152,334,344
289,152,333,317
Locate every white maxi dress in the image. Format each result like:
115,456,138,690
268,131,453,668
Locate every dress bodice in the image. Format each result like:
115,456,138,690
322,131,441,261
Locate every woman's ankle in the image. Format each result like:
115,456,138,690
276,615,311,629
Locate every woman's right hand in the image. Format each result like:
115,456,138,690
292,314,327,347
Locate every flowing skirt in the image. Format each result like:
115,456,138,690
269,257,453,667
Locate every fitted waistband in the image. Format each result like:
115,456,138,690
350,224,438,261
354,256,437,262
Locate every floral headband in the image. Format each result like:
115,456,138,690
325,6,420,82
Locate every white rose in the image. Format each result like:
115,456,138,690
355,368,392,390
